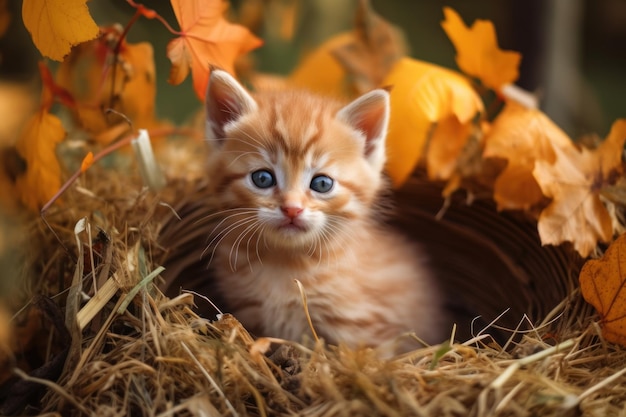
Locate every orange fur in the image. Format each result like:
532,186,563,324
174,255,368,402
201,70,447,353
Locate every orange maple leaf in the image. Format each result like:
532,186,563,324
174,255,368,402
441,7,521,91
382,57,483,187
484,101,574,210
167,0,263,100
579,233,626,346
533,120,626,257
22,0,99,61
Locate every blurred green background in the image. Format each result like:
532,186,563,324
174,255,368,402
1,0,624,139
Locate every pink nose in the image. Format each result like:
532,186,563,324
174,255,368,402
281,206,303,219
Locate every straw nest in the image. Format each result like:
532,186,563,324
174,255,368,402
1,137,626,417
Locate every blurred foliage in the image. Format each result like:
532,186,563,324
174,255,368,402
0,0,623,133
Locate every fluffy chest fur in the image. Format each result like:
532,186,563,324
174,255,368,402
201,70,447,352
211,224,443,350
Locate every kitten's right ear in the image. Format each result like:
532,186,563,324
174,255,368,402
337,89,390,172
205,70,257,142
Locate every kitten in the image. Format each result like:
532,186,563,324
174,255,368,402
201,69,448,353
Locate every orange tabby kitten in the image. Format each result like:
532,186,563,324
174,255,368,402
202,69,447,352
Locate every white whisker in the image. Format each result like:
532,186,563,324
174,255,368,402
195,207,258,226
203,216,258,266
321,215,357,268
230,218,263,271
227,151,264,167
255,224,266,266
314,233,323,269
237,126,270,150
244,222,266,272
201,212,255,254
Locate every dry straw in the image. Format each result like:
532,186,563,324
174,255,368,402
3,141,626,417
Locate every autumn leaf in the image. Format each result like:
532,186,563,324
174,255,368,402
167,0,263,100
288,0,406,98
331,0,407,95
441,7,521,91
579,233,626,346
9,63,66,211
288,32,355,97
80,151,94,173
15,110,65,212
56,28,161,141
382,57,483,187
484,101,574,210
533,119,626,257
116,41,159,130
22,0,99,61
426,115,474,181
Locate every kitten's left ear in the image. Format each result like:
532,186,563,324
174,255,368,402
337,89,390,171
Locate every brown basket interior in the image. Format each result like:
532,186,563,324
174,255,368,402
159,172,584,344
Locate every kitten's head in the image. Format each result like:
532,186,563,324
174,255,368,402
204,70,390,250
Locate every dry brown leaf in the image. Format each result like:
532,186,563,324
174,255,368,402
533,119,626,257
580,233,626,346
426,115,473,181
484,101,574,211
331,0,407,94
56,29,161,141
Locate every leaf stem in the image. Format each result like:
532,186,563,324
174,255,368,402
125,0,183,36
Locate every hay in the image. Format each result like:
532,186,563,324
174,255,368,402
2,139,626,416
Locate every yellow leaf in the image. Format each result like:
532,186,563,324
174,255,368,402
22,0,99,61
533,119,626,257
118,41,159,130
484,101,573,210
441,7,521,91
288,32,356,97
579,233,626,346
382,57,483,187
14,110,65,211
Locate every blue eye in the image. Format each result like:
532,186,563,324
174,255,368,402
251,170,276,189
310,175,334,193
